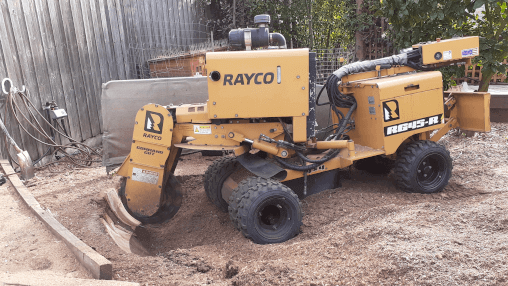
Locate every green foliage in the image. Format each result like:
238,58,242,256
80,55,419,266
379,0,508,91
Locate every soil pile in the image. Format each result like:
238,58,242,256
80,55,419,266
27,123,507,285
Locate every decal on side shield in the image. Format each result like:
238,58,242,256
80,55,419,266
144,111,164,134
384,114,443,136
383,100,400,122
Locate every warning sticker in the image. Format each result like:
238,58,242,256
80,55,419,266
461,48,479,57
443,50,452,60
193,125,212,135
132,167,159,185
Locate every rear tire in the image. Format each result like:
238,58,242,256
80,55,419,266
228,177,264,230
237,179,302,244
204,156,238,212
393,140,452,194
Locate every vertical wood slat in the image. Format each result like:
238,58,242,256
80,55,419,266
0,35,9,160
21,0,55,149
33,0,70,145
0,1,26,163
90,0,111,84
59,0,93,139
107,0,126,80
69,0,101,137
98,0,119,80
5,0,45,160
80,0,103,131
45,0,83,142
113,0,130,78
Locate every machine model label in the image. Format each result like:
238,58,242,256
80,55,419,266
194,125,212,134
383,100,400,122
131,167,159,185
144,111,164,134
223,72,275,86
136,145,164,156
384,114,443,137
461,48,479,57
443,50,452,60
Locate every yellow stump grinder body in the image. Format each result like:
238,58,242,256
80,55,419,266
111,15,491,244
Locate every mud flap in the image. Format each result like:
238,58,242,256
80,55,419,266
236,152,287,180
115,104,182,224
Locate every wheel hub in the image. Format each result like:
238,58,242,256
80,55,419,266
417,154,446,189
257,199,288,231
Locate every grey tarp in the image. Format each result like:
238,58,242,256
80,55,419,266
101,77,208,170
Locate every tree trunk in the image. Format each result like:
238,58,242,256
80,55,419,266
478,70,494,92
355,0,365,60
308,1,313,50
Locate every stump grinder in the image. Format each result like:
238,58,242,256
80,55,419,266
107,15,491,244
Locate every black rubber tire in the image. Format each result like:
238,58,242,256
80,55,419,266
353,155,395,175
393,140,452,194
204,156,238,212
228,177,265,230
237,179,302,244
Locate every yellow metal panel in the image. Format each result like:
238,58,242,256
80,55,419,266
357,71,443,100
206,49,309,119
117,104,175,217
451,92,491,132
175,122,283,146
292,116,308,143
382,88,445,154
175,104,211,123
338,72,445,155
414,36,479,65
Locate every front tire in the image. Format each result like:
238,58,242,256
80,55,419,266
237,179,302,244
393,140,452,194
204,156,238,212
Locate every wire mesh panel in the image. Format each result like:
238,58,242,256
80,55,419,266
313,48,356,84
127,21,228,79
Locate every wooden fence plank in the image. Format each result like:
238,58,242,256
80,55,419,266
90,0,112,83
143,0,154,59
170,0,182,48
130,0,146,78
59,0,93,139
80,0,103,132
45,0,83,142
161,0,172,50
20,0,55,149
33,0,71,145
0,37,10,160
106,0,127,80
113,0,130,78
98,0,119,80
5,0,45,160
150,0,161,52
70,0,101,137
120,0,136,78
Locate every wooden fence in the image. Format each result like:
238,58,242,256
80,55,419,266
0,0,203,165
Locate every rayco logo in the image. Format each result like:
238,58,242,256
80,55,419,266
383,100,400,122
384,114,443,136
144,111,164,134
223,72,275,86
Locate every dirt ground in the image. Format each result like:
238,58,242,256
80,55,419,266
2,122,507,285
0,180,92,281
